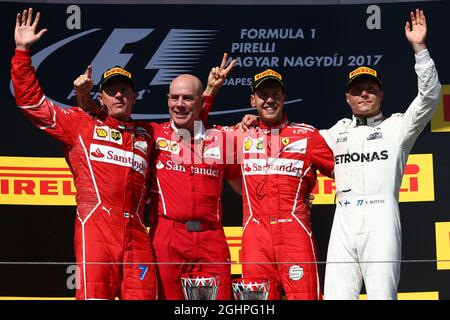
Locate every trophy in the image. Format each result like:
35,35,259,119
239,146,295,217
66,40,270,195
232,277,270,300
181,273,219,300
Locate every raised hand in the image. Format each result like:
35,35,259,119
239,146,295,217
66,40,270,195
73,65,101,112
15,8,47,51
73,66,94,96
405,9,427,53
204,53,237,96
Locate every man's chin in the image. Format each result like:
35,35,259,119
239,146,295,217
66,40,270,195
172,117,192,129
109,111,131,121
259,112,281,124
353,109,379,117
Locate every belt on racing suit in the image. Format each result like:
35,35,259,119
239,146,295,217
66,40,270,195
161,215,222,232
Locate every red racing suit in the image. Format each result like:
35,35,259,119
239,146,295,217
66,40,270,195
11,49,157,300
239,116,334,300
149,120,240,300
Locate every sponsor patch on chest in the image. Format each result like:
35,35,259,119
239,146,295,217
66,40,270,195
282,138,308,153
93,126,123,145
89,143,147,175
156,137,180,154
243,158,304,177
134,140,148,154
367,131,383,141
243,137,265,153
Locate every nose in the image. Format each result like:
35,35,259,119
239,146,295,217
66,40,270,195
176,96,186,107
265,96,275,103
360,89,370,97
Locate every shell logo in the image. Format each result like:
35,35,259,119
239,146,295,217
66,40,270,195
96,127,108,138
244,138,253,151
157,139,168,149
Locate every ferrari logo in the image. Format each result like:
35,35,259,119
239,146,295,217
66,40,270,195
282,138,289,145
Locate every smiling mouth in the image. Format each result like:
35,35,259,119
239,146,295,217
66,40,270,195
263,106,278,111
173,110,189,116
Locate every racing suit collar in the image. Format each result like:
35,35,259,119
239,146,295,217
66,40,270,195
351,112,384,127
170,119,205,141
104,115,136,131
259,115,289,130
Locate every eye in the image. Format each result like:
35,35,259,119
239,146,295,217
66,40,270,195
366,87,379,94
272,94,281,100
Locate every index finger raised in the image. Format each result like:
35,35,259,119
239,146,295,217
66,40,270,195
223,58,237,76
86,65,93,79
220,52,228,69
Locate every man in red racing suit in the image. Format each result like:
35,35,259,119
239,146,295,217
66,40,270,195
11,9,156,300
149,114,240,299
238,69,334,299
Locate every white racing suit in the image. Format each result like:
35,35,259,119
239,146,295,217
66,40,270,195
320,49,441,300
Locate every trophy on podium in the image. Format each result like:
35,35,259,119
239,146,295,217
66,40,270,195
181,273,219,300
232,278,270,300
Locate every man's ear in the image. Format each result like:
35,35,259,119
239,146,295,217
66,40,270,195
345,92,350,106
98,94,104,107
250,94,256,108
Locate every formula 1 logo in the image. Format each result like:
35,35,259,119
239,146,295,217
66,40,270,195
10,28,218,119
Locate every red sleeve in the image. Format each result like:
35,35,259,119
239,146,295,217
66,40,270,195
11,49,82,146
11,49,44,106
199,95,215,125
310,130,334,178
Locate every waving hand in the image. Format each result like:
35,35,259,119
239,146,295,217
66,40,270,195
15,8,47,50
405,9,427,54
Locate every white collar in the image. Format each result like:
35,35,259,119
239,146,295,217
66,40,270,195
351,112,384,127
170,119,206,141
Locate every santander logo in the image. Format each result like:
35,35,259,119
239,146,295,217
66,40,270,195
91,148,105,158
243,158,304,177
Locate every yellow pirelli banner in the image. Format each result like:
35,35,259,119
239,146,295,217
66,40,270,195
224,227,243,275
0,156,76,205
431,84,450,132
0,154,434,205
435,221,450,270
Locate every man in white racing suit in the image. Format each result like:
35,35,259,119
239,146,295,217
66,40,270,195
320,9,441,300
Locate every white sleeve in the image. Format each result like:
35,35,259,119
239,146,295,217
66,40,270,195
400,49,441,149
